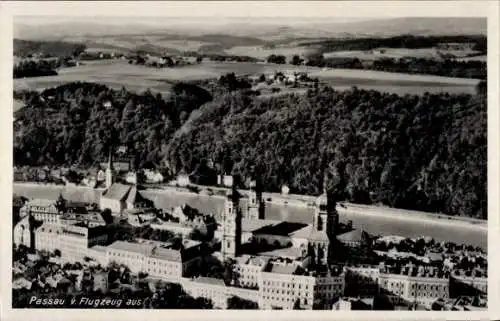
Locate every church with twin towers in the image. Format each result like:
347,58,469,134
220,175,343,267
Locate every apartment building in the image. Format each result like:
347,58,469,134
378,264,450,306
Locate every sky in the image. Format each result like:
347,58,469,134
15,16,382,27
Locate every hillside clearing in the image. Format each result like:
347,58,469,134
13,60,480,97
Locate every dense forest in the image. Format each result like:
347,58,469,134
167,83,487,219
301,35,487,54
13,82,213,169
13,60,58,78
13,78,486,219
14,39,87,58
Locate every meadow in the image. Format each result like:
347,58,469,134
323,47,483,61
225,45,319,60
13,59,480,97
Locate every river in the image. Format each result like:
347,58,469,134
13,183,487,249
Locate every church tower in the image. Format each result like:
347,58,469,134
310,183,339,265
105,150,115,188
247,178,265,220
313,189,338,239
221,184,242,260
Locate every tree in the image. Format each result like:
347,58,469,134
227,296,259,309
267,54,286,64
293,298,302,310
290,55,304,65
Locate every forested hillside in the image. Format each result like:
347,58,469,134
13,82,212,169
168,85,486,219
13,80,486,219
14,39,87,58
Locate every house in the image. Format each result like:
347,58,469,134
333,297,374,310
117,145,128,155
177,173,191,187
217,175,233,187
125,171,137,185
97,169,106,182
144,169,164,183
82,176,97,188
100,183,152,215
337,229,369,248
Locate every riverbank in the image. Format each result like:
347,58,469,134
13,181,487,231
144,183,487,231
13,181,487,247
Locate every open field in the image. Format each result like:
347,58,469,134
454,55,487,62
225,45,319,60
323,47,483,61
13,60,480,97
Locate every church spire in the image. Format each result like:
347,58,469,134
107,149,114,171
106,149,115,188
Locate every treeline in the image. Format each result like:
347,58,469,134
302,35,487,53
13,81,212,169
308,56,486,80
267,54,486,79
167,84,486,219
13,79,487,218
13,59,58,78
14,39,86,58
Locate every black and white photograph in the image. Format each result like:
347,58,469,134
1,0,497,318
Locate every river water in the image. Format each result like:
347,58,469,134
13,184,487,249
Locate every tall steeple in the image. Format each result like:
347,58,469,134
248,181,265,220
221,183,242,260
105,150,114,188
309,172,339,265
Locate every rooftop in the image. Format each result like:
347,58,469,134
108,241,155,255
102,183,133,201
253,221,309,237
151,247,182,262
337,229,367,243
258,247,305,260
26,198,56,208
193,277,226,287
268,263,298,275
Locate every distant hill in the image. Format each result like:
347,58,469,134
14,17,486,42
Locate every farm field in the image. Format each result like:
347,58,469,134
225,45,319,60
454,55,487,62
13,60,480,98
323,47,483,61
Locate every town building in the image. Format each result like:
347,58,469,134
344,265,380,296
100,183,151,215
332,297,374,310
176,172,191,187
217,175,234,187
234,255,269,289
14,220,110,263
450,269,487,296
143,169,164,183
258,259,345,310
105,239,202,279
19,198,60,223
186,277,228,308
336,228,369,248
378,264,450,306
